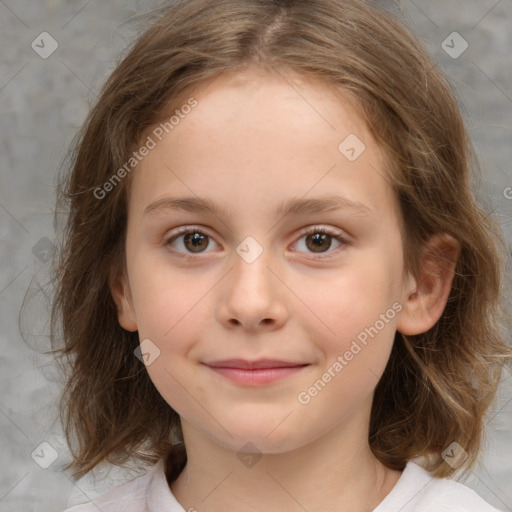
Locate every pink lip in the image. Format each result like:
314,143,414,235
202,359,310,386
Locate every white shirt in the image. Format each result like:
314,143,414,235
63,458,504,511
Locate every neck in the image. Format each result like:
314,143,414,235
169,402,402,512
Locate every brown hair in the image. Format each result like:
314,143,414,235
51,0,512,480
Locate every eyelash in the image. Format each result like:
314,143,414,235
163,225,350,260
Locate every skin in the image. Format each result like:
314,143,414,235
112,65,459,512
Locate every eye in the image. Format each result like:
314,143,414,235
164,226,219,256
290,226,348,256
164,225,349,259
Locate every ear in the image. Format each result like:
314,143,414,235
110,271,138,332
397,233,460,336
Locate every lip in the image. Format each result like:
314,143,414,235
202,359,310,386
204,359,308,369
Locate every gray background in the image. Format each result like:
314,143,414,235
1,0,511,510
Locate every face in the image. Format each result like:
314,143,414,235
115,66,416,454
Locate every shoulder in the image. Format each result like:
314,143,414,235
61,465,153,512
61,458,184,512
375,461,503,512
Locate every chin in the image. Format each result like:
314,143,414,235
214,432,301,455
208,414,308,454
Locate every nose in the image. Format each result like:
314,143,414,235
216,247,289,332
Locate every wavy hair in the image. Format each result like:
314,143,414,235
50,0,512,480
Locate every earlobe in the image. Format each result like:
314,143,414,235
110,272,138,332
397,233,460,336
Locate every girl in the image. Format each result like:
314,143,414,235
52,0,512,510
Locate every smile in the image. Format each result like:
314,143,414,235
202,359,310,386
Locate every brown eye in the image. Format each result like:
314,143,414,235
305,232,333,253
291,226,346,257
165,227,219,256
183,232,209,253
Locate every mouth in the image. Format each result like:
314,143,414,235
202,359,310,386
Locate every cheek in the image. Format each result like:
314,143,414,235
298,308,398,423
127,249,208,349
307,260,400,347
129,268,209,416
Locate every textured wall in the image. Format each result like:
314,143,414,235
0,0,511,510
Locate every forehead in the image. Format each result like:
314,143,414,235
129,66,396,223
185,66,369,138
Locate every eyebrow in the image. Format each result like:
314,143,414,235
143,194,373,219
